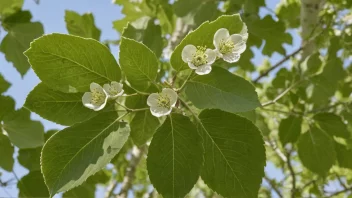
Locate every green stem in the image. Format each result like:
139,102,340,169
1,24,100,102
261,79,305,107
177,71,194,92
116,102,149,112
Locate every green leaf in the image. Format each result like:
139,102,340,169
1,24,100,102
297,127,336,176
278,116,302,145
0,22,44,76
64,10,101,40
185,67,260,113
147,113,203,198
173,0,202,17
303,52,322,75
1,10,31,30
310,58,345,105
0,0,23,16
3,108,44,149
0,96,15,121
313,113,350,138
276,0,301,28
130,110,159,146
245,15,292,55
194,1,221,26
119,37,158,92
25,83,100,126
198,109,265,197
122,19,163,58
24,33,121,93
18,147,41,171
112,0,154,33
0,132,14,171
334,142,352,169
171,14,244,71
237,110,256,123
334,141,352,169
0,74,11,94
18,171,49,198
41,112,130,195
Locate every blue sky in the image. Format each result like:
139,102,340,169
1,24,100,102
0,0,309,197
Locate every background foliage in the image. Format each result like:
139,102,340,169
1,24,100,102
0,0,352,197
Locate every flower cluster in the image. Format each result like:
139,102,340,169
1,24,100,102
147,88,177,117
182,25,248,75
82,81,124,111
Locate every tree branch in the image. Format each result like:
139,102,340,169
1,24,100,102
261,79,305,107
116,145,148,198
327,187,352,197
253,47,303,83
286,150,296,198
264,175,283,198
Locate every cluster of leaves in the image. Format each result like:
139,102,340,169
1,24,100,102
0,0,352,198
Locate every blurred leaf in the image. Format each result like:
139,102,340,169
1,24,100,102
335,141,352,169
297,127,336,176
65,10,101,40
0,96,15,121
276,0,301,28
185,67,260,113
3,108,45,149
1,10,31,30
194,1,220,26
303,52,322,75
18,171,49,198
119,37,159,92
313,113,350,139
18,147,41,171
199,109,265,197
122,19,163,57
279,115,302,145
0,74,11,94
0,132,14,171
0,22,44,76
41,112,129,195
173,0,203,17
24,33,121,93
0,0,23,17
147,113,203,197
245,15,292,55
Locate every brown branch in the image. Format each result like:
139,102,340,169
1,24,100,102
327,187,352,197
264,175,283,198
253,47,303,83
286,150,296,198
116,145,148,198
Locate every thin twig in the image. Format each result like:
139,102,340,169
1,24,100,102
327,187,352,197
116,145,148,198
254,47,303,83
306,102,344,114
286,150,296,198
260,108,303,117
264,175,283,198
176,71,194,92
105,179,118,198
264,140,287,162
115,102,149,112
261,79,305,107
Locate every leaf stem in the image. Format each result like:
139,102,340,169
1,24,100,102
176,71,194,92
115,102,149,112
261,79,305,107
264,175,283,198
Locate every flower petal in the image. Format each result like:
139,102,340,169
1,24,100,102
182,45,196,63
205,49,216,64
90,82,103,92
233,42,246,54
111,81,123,92
162,88,178,107
188,62,198,69
228,34,243,45
147,93,159,107
213,28,230,49
82,92,107,111
82,92,92,105
150,106,172,117
223,53,240,63
195,64,212,75
240,24,248,41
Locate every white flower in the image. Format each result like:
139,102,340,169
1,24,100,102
82,82,109,111
147,88,178,117
103,81,124,99
213,27,247,63
181,45,216,75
